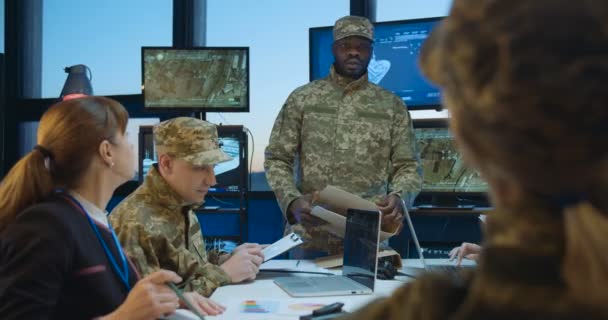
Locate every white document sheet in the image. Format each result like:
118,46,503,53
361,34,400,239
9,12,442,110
262,233,303,262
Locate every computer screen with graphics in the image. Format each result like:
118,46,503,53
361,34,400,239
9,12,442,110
210,125,247,193
309,17,443,110
142,47,249,112
343,209,380,290
414,123,488,194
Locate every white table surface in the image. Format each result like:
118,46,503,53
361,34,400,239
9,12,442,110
206,258,473,319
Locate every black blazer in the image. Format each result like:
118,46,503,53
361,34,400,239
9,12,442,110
0,195,139,319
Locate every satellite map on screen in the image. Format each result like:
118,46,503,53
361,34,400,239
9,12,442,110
415,127,488,193
143,48,248,109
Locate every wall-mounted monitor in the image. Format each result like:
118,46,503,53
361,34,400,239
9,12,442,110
139,125,248,194
142,47,249,112
309,17,443,111
211,125,248,193
412,119,489,207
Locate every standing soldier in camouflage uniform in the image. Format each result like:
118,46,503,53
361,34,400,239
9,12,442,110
342,0,608,319
264,16,423,257
111,117,264,297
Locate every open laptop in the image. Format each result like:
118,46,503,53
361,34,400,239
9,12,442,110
402,199,475,278
274,209,381,297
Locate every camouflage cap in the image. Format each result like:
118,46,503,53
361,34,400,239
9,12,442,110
333,16,374,41
153,117,232,166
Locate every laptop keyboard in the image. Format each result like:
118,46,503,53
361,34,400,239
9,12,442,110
293,276,359,290
427,265,461,273
426,265,470,282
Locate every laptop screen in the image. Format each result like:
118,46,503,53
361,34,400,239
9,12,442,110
343,209,381,290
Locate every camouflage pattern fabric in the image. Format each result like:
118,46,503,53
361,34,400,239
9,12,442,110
264,65,422,255
154,117,232,167
110,166,231,297
333,16,374,41
341,0,608,318
341,200,606,320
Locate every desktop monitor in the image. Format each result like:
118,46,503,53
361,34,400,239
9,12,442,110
138,125,248,193
127,118,160,180
138,126,156,183
309,17,443,110
142,47,249,112
413,119,489,207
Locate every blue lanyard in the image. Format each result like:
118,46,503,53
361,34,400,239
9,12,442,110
63,194,131,292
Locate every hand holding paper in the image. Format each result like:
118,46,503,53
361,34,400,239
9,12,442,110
261,233,304,262
311,206,395,241
313,185,402,234
376,194,404,234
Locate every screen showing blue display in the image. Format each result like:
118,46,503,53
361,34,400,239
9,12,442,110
309,17,443,110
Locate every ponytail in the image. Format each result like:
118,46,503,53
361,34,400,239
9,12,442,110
0,96,128,232
0,149,55,232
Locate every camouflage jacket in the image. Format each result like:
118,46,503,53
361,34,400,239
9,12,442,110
109,166,231,297
264,65,422,254
340,201,608,320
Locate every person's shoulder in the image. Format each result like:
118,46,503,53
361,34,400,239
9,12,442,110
391,274,468,317
345,274,467,320
5,197,80,239
290,78,332,97
21,197,78,223
365,82,404,104
110,189,161,226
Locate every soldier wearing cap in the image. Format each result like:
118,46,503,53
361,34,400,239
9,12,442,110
264,16,422,257
111,117,264,297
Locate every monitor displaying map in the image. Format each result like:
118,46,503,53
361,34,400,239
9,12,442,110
415,127,488,193
142,47,249,112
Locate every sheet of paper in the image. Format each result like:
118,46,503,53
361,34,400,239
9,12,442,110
262,232,303,262
316,185,378,213
315,185,400,233
311,206,394,242
161,309,201,320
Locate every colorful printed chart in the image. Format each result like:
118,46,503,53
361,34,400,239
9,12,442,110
241,300,280,314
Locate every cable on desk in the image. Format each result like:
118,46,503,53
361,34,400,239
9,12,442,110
396,271,417,279
259,270,335,276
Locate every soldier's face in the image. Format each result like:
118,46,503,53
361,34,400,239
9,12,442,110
332,36,372,79
164,157,217,203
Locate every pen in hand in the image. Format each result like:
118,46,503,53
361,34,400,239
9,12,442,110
166,282,206,320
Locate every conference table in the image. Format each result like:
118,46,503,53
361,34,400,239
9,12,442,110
206,258,474,320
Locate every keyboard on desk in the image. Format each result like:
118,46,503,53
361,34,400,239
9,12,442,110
426,265,472,282
289,276,358,290
415,205,475,210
